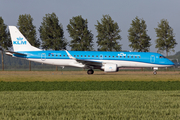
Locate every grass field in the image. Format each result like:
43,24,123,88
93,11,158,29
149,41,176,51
0,71,180,82
0,91,180,119
1,81,180,91
1,71,180,119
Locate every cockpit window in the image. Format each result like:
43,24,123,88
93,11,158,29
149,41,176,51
159,56,166,58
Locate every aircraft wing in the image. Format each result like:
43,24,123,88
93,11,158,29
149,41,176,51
65,50,102,67
76,59,102,67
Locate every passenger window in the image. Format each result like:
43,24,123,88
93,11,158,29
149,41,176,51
60,55,61,57
85,55,86,57
113,56,114,58
109,56,111,57
88,55,90,57
96,55,98,57
74,55,76,57
139,56,141,58
131,56,133,58
128,56,129,58
105,56,107,57
77,55,79,57
124,56,125,58
116,56,118,58
92,55,94,57
81,55,83,57
135,56,137,58
120,56,122,58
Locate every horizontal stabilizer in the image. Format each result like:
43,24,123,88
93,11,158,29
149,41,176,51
5,51,27,56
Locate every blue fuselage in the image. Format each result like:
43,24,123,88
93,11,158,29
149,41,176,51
14,51,174,68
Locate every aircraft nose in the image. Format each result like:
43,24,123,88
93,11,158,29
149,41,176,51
169,60,175,66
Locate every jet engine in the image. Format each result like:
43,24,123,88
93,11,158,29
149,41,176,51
101,64,118,72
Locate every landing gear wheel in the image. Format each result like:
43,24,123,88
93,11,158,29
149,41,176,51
153,71,157,75
87,69,94,75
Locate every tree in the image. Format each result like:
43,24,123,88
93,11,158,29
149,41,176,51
0,17,12,71
128,16,151,52
17,14,40,47
39,12,67,50
39,12,67,71
155,19,177,57
95,15,121,51
67,15,93,51
17,14,40,71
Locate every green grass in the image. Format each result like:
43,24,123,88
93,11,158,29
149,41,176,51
0,71,180,82
1,71,180,119
1,81,180,91
0,91,180,119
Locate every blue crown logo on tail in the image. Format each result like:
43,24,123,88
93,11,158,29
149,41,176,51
13,37,26,45
16,37,23,41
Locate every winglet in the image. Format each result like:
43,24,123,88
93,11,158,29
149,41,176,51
65,50,76,60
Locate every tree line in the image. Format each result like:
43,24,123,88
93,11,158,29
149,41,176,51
0,13,178,70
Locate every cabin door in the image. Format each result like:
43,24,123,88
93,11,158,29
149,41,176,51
41,53,46,61
150,55,155,63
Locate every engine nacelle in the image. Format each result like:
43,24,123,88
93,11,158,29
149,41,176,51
102,64,118,72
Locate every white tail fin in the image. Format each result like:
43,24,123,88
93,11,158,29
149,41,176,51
9,26,41,52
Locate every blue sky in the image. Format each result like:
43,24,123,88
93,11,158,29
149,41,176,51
0,0,179,55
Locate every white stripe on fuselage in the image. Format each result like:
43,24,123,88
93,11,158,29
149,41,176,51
27,58,172,68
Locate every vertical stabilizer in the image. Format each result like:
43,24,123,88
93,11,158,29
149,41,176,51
9,26,41,51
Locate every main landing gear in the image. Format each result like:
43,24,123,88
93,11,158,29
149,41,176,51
87,69,94,75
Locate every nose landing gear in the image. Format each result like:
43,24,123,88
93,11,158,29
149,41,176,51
153,70,157,75
87,69,94,75
153,67,158,75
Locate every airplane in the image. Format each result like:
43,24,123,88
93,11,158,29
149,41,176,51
5,26,174,75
